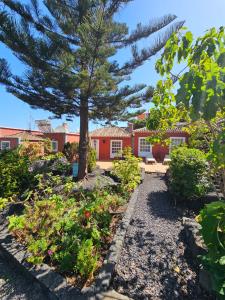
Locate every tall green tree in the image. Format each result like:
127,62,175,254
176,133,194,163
0,0,184,179
147,27,225,163
147,27,225,196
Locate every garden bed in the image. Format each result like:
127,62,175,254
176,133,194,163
0,176,140,299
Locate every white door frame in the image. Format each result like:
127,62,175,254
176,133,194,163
138,137,152,157
91,139,99,160
110,140,123,159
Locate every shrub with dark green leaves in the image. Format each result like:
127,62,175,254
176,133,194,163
0,149,32,197
63,142,79,162
197,201,225,297
169,147,211,201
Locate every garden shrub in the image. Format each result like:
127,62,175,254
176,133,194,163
63,142,79,162
87,146,97,173
0,149,32,197
8,174,126,279
169,147,212,201
18,142,43,161
112,147,141,192
197,201,225,297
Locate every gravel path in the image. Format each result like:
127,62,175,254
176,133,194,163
113,173,214,300
0,249,50,300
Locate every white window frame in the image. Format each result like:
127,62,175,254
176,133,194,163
170,137,186,152
1,141,10,150
110,140,123,159
51,140,58,152
138,137,152,157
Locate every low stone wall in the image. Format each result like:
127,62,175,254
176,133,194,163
182,217,213,295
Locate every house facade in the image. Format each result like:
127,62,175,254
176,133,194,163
0,125,79,153
0,120,188,162
90,125,188,162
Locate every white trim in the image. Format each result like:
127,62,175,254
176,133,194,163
110,140,123,159
51,140,58,152
169,136,186,152
91,139,99,160
1,140,11,150
138,137,152,157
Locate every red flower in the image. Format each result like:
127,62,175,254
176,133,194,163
84,210,91,219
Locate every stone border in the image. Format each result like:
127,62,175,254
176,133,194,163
0,176,142,299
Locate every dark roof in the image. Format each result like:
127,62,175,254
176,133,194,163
90,126,130,137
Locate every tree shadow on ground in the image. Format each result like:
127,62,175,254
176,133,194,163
146,189,181,222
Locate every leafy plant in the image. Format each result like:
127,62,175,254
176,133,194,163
63,142,79,162
198,201,225,297
18,142,43,161
169,147,212,201
0,149,32,197
8,174,126,279
0,197,10,211
112,147,141,192
87,146,96,173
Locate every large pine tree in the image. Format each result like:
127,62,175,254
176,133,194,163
0,0,184,179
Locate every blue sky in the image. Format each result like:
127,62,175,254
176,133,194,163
0,0,225,132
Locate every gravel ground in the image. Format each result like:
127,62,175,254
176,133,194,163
0,249,50,300
113,173,214,300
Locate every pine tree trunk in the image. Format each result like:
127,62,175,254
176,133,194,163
78,103,89,180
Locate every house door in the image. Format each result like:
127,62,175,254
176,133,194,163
91,139,99,160
138,137,152,157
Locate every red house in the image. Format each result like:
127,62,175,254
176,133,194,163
90,125,188,162
0,118,188,162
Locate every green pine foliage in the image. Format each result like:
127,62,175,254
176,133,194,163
0,0,184,179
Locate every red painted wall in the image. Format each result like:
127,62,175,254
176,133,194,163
66,133,80,144
133,131,189,162
0,137,19,149
91,137,131,161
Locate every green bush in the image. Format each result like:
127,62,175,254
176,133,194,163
63,142,79,162
8,174,125,279
87,146,97,173
197,201,225,297
0,149,32,197
169,147,211,201
112,147,141,192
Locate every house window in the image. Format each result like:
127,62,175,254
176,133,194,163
1,141,10,150
52,140,58,152
110,140,122,158
139,138,151,153
170,137,185,151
